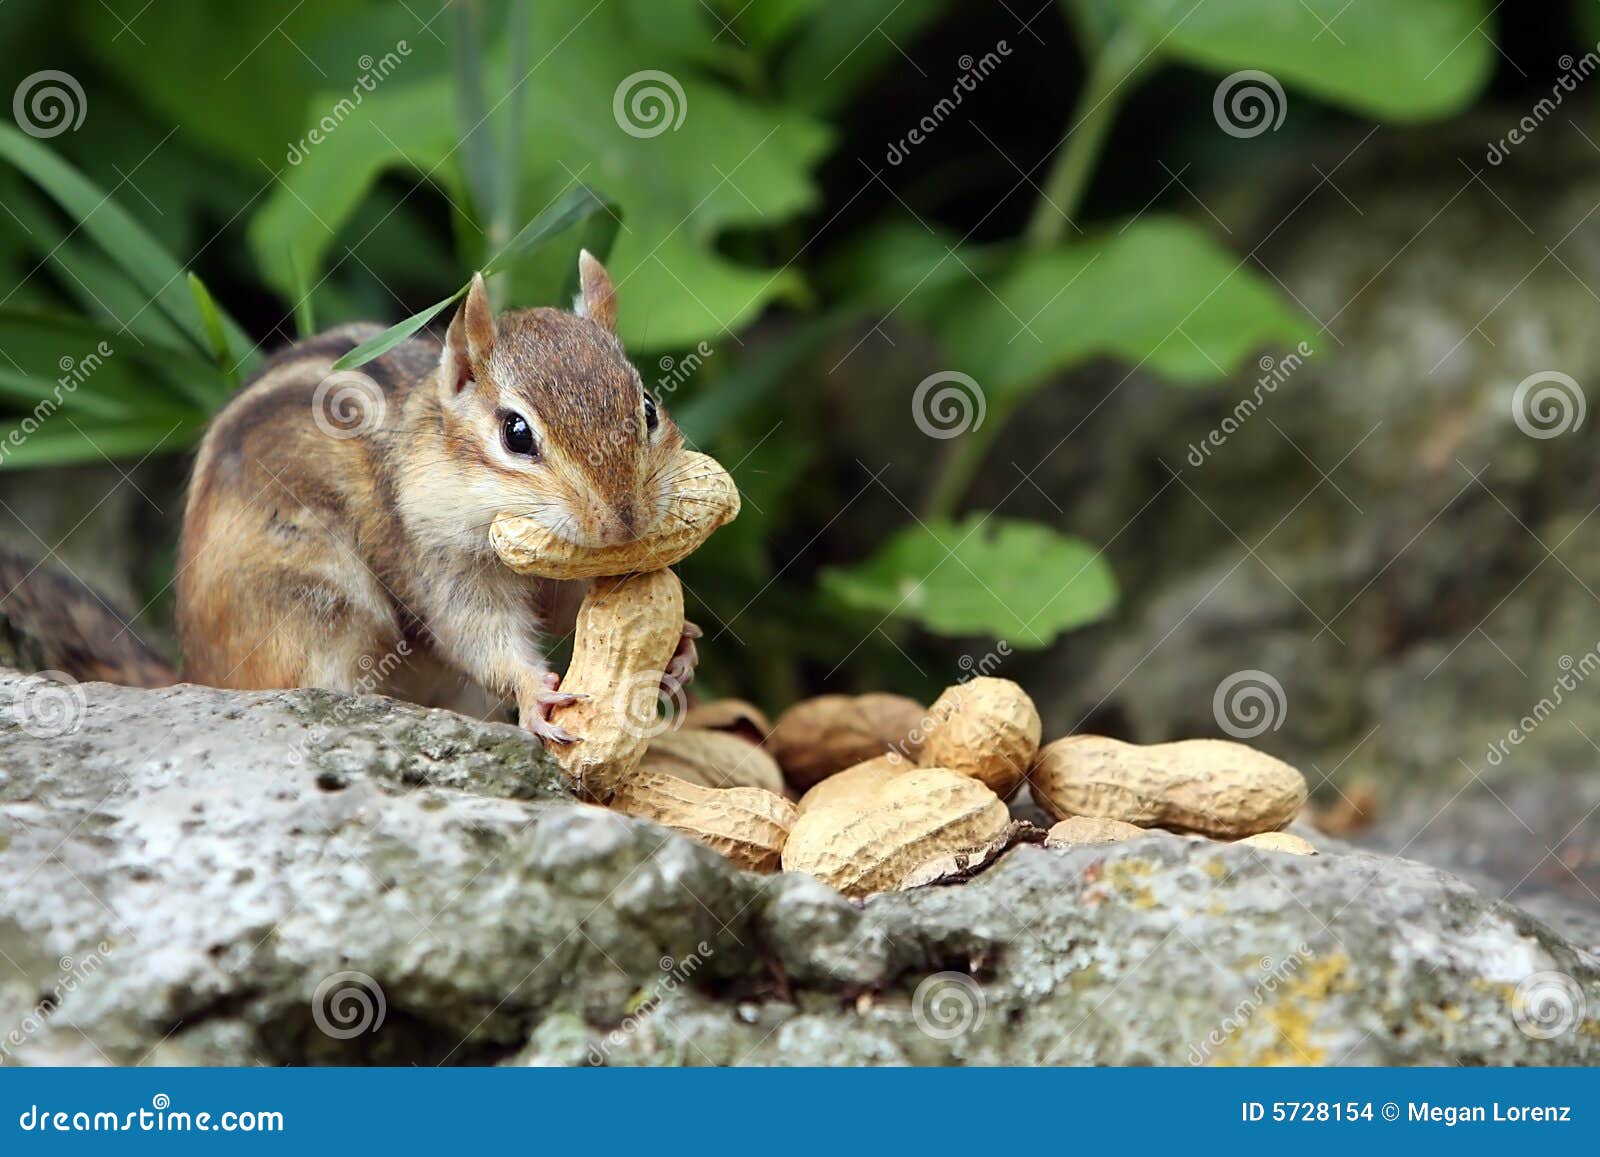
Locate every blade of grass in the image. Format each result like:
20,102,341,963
188,273,241,395
287,250,317,338
0,414,207,469
0,124,257,373
334,186,620,372
0,369,135,419
481,185,618,278
329,289,465,371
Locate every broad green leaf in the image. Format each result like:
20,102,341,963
728,0,820,52
74,0,439,172
820,220,1007,325
1110,0,1492,120
251,0,832,352
776,0,959,113
820,515,1118,646
938,216,1312,402
0,124,254,368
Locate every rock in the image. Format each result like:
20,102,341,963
3,673,1597,1065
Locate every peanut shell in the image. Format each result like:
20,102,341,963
638,728,786,795
795,753,914,816
549,568,684,802
491,451,739,580
1044,816,1151,847
682,698,772,744
781,768,1010,898
1029,735,1307,839
610,771,796,872
1234,831,1318,856
917,676,1040,798
766,693,925,790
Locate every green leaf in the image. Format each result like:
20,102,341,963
74,0,432,172
776,0,959,113
328,290,464,372
0,124,253,367
938,216,1312,402
251,0,832,351
187,274,240,395
287,251,317,339
0,414,207,470
480,185,620,281
820,515,1118,646
0,176,193,354
0,307,226,418
1109,0,1492,120
330,185,619,372
0,369,132,420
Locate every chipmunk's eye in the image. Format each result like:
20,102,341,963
501,412,537,458
643,394,659,435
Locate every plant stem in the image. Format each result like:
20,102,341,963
490,2,532,273
1024,40,1140,249
921,33,1145,520
923,412,1006,521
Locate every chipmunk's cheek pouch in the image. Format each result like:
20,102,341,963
489,451,738,580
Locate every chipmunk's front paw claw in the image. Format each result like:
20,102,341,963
663,621,700,691
529,714,581,746
534,688,584,709
524,672,583,745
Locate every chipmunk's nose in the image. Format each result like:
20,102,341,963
599,501,641,546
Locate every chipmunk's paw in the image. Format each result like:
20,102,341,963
664,620,701,690
526,670,584,745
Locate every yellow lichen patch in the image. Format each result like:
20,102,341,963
1103,858,1159,910
1212,953,1353,1066
1203,858,1227,881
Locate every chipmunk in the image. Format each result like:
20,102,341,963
177,252,698,744
0,252,697,745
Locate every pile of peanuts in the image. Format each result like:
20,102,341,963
492,449,1312,900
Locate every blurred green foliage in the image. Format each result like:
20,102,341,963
0,0,1522,701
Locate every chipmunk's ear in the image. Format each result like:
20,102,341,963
441,272,496,398
576,249,617,332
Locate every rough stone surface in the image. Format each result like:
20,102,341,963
2,674,1596,1066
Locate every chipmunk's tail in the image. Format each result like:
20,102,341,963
0,543,178,687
